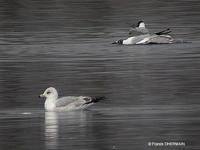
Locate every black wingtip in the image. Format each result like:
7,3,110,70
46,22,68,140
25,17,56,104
91,96,106,103
155,28,172,35
84,96,106,105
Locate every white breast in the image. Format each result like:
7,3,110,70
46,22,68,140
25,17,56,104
123,37,136,45
45,100,56,111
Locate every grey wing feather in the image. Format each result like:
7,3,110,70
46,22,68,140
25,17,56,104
129,27,149,36
55,96,79,107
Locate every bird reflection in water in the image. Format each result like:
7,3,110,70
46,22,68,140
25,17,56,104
44,111,88,149
45,112,58,150
44,110,110,149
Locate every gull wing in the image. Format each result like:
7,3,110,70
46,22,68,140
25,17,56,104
55,96,92,108
55,96,79,108
129,27,149,36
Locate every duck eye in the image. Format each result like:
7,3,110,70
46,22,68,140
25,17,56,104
47,91,51,94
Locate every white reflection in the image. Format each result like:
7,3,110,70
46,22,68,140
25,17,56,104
45,112,58,150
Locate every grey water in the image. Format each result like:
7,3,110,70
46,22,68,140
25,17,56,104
0,0,200,149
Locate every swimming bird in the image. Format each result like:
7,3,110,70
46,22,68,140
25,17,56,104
39,87,105,111
113,21,174,45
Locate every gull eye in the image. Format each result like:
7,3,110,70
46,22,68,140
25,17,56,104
47,91,51,94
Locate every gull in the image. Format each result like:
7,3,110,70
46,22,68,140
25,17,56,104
113,21,174,45
39,87,105,111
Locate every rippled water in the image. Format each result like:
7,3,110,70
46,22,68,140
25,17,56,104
0,0,200,150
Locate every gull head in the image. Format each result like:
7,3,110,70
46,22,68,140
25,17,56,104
112,39,123,45
39,87,58,99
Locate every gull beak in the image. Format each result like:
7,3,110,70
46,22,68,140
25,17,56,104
38,94,44,98
112,41,117,44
